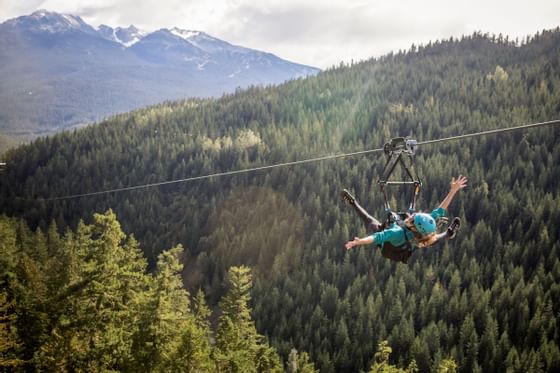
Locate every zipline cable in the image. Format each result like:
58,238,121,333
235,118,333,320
27,118,560,202
417,119,560,146
38,147,387,201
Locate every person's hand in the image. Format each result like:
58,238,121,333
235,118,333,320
450,175,468,193
345,237,360,250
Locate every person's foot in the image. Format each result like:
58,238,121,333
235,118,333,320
447,217,461,239
341,189,356,205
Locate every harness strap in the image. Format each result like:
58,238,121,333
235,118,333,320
377,137,422,214
380,242,412,263
379,213,414,263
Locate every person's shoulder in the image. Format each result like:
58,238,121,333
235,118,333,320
431,207,446,218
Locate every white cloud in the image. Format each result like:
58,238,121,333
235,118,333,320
0,0,45,20
1,0,559,68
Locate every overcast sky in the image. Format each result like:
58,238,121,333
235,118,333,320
1,0,559,69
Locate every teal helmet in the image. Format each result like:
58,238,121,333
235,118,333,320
413,213,437,235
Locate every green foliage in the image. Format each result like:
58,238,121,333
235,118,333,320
0,288,21,369
35,211,151,371
0,213,288,372
1,29,560,372
192,186,305,300
368,340,423,373
129,244,212,372
216,266,283,372
438,359,458,373
287,349,319,373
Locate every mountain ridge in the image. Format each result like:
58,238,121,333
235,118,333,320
0,10,319,142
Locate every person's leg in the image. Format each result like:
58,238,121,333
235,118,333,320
434,217,461,241
341,189,382,233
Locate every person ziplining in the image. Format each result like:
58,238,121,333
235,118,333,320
343,175,466,262
342,137,466,263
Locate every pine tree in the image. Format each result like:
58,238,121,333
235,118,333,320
0,289,21,370
368,340,409,373
458,314,480,373
438,359,458,373
192,288,211,332
287,349,319,373
36,210,149,371
216,266,282,372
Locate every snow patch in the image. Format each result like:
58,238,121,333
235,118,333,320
123,37,141,47
112,29,122,44
111,27,148,47
62,14,80,28
197,60,211,70
170,28,200,41
34,10,49,18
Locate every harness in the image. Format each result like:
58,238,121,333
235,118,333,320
379,212,414,263
377,138,421,263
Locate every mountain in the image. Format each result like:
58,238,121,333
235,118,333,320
0,10,319,140
97,24,147,47
2,29,560,372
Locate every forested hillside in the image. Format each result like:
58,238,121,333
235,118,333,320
0,211,312,372
2,29,560,372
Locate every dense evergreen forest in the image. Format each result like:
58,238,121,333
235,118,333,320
2,29,560,372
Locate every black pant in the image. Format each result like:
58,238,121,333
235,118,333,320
349,199,383,234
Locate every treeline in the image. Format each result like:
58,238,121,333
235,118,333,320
0,211,318,372
1,29,560,372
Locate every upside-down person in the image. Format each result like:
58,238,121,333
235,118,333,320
343,175,467,263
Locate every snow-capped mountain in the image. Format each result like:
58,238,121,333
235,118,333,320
6,9,97,35
0,10,320,137
129,28,209,65
169,27,247,54
97,24,148,47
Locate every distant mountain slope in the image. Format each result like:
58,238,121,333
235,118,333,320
0,10,319,138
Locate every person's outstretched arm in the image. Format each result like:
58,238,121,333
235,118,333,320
345,236,373,250
438,175,468,211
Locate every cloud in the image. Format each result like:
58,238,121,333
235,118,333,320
215,0,559,67
0,0,45,21
213,1,470,67
1,0,559,68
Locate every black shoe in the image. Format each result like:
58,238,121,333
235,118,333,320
446,217,461,240
341,189,356,205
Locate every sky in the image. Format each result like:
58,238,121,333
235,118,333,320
1,0,559,69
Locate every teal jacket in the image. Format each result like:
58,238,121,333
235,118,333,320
371,207,446,250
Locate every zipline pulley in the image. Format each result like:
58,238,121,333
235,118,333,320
383,137,418,156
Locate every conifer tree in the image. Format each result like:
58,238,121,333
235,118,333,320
36,210,149,371
438,359,458,373
368,340,416,373
192,288,212,334
287,349,319,373
153,245,212,372
216,265,282,372
0,289,21,370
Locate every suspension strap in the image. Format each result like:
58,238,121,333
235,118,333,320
377,137,421,217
